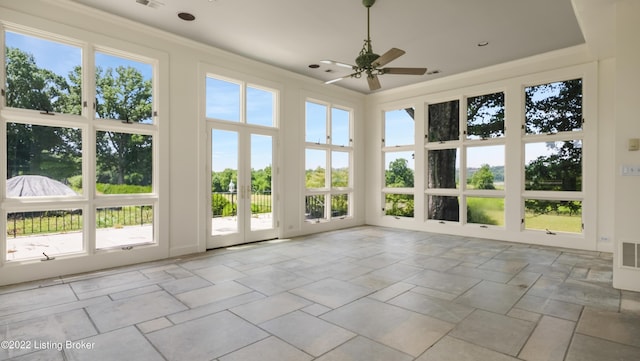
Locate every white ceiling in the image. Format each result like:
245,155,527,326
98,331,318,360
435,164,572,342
70,0,587,94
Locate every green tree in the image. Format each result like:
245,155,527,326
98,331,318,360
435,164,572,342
306,166,326,188
427,102,459,221
385,158,414,187
524,79,582,216
5,48,82,180
93,66,153,185
470,164,495,190
5,46,153,187
5,47,73,114
467,92,504,139
251,166,272,193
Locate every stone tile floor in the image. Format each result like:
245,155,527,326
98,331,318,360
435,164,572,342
1,226,640,360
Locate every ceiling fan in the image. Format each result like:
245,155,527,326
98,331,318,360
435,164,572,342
322,0,427,91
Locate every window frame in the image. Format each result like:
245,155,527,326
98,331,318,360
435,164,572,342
521,77,586,235
304,98,354,223
0,22,167,268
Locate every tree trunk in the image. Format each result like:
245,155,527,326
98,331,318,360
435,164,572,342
427,101,460,221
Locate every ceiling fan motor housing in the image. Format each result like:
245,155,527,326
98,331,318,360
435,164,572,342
356,52,380,69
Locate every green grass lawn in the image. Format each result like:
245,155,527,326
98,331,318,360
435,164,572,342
525,212,582,233
467,197,505,226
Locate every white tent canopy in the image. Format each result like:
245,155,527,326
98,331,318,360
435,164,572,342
7,175,77,197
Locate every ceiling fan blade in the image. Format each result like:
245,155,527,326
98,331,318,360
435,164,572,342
320,60,355,69
382,67,428,75
324,73,357,85
372,48,405,67
367,75,381,91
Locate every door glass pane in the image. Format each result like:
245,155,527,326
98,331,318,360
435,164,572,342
250,134,273,231
525,140,582,191
5,31,82,115
96,131,152,194
525,79,582,135
306,101,327,144
6,209,83,261
332,151,350,187
524,199,582,234
211,129,238,236
467,92,504,139
385,109,414,146
96,205,153,249
331,107,350,146
7,123,82,197
206,77,241,121
306,149,327,189
467,145,505,190
385,151,414,188
247,86,274,127
95,52,153,124
427,149,460,189
428,100,459,142
467,197,505,226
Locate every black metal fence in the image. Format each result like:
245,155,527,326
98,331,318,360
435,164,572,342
211,191,272,218
7,206,152,238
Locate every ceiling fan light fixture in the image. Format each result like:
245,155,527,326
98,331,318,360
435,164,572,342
477,41,489,47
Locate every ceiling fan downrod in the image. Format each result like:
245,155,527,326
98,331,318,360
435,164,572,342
356,0,379,72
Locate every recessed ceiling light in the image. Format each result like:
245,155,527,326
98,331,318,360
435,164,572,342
427,70,441,75
178,12,196,21
308,64,320,69
477,41,489,47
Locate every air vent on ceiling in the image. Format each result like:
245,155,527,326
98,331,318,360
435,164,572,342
136,0,164,9
621,241,640,269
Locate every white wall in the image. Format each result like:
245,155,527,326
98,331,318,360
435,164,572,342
613,0,640,292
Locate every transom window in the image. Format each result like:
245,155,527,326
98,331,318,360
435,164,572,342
206,75,276,127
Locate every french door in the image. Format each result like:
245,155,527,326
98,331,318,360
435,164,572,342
207,123,277,248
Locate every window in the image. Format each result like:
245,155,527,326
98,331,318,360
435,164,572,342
2,27,160,262
304,100,353,223
425,92,506,227
426,100,461,222
206,76,277,128
4,31,82,115
206,77,241,122
6,123,82,196
523,79,583,234
383,108,414,218
428,100,459,142
95,51,153,124
466,91,504,139
96,131,153,193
